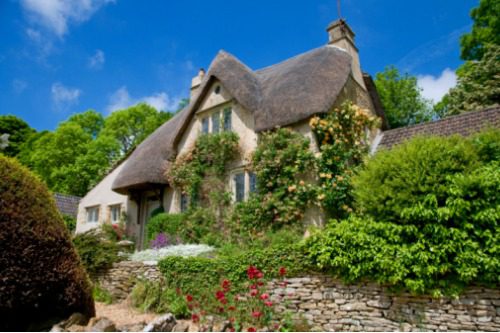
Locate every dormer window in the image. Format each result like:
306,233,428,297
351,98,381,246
214,85,221,94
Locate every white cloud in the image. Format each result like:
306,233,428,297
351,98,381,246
51,82,82,109
417,68,457,104
88,49,105,69
106,86,180,113
12,79,28,94
20,0,114,38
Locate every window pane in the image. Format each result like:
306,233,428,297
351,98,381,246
234,173,245,202
180,193,188,212
212,112,220,133
249,172,257,193
223,108,232,131
87,207,99,223
202,117,209,134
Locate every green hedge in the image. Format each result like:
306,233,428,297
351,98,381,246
306,131,500,296
158,245,312,297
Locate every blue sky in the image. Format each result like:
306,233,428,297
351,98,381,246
0,0,477,131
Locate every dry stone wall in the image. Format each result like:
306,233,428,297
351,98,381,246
97,261,162,300
98,262,499,331
268,275,500,332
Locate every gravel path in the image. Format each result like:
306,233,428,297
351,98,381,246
95,299,158,328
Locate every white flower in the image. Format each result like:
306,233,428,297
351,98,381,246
129,244,214,263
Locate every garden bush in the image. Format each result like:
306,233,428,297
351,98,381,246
158,244,312,299
0,155,94,331
72,229,119,279
306,132,500,296
131,280,189,318
146,213,185,245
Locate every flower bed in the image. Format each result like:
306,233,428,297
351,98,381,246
129,244,214,263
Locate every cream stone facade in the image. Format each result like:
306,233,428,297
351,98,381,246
76,160,138,234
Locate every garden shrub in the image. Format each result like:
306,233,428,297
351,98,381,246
158,244,312,299
0,155,94,331
72,229,119,279
146,212,186,245
93,284,114,304
62,214,77,233
306,132,500,296
131,280,189,318
353,135,479,223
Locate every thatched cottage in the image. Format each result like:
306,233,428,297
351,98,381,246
76,19,386,246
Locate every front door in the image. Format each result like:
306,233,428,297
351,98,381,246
138,196,161,250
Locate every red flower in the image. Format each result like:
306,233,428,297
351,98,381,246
260,293,269,300
186,294,193,302
220,298,228,304
247,266,261,280
256,271,263,279
264,301,273,307
250,289,258,297
279,267,287,277
191,314,200,323
218,306,225,313
228,306,236,311
252,311,262,318
247,328,256,332
257,281,264,286
229,328,235,332
215,290,225,300
249,284,257,290
222,279,231,291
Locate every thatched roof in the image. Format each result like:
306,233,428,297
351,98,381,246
112,109,189,194
376,106,500,150
114,45,365,193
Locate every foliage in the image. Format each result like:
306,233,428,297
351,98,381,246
0,155,94,331
306,131,500,296
232,128,316,234
72,229,119,279
440,44,500,115
100,103,172,154
131,280,190,318
158,244,311,300
62,214,77,234
0,114,35,157
17,103,174,196
310,102,379,218
374,65,434,128
353,135,479,222
460,0,500,61
167,132,240,200
101,221,127,242
93,284,114,304
186,265,292,331
146,213,186,245
129,244,214,262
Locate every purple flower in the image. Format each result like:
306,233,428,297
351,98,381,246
150,232,170,249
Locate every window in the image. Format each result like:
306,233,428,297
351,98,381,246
86,206,99,223
234,173,245,202
211,112,220,133
214,85,221,94
180,193,189,212
202,117,209,134
223,107,232,131
110,205,121,224
249,172,257,193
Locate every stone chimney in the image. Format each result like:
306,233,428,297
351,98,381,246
190,68,205,98
327,19,365,89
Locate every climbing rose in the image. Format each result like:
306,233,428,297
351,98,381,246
250,289,258,297
279,267,287,276
222,279,231,291
215,290,225,300
191,314,200,323
186,294,193,302
264,301,273,307
260,293,269,300
247,328,256,332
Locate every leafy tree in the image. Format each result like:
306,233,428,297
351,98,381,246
65,109,104,138
0,115,35,157
460,0,500,61
440,44,500,115
101,103,172,154
374,66,433,128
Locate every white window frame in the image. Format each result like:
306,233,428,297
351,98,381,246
86,206,99,223
109,204,121,224
231,170,256,202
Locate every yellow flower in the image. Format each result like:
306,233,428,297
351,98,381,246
299,180,305,186
318,194,325,200
288,185,297,192
326,173,332,179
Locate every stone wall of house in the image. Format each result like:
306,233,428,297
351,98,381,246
268,275,500,332
97,261,162,300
